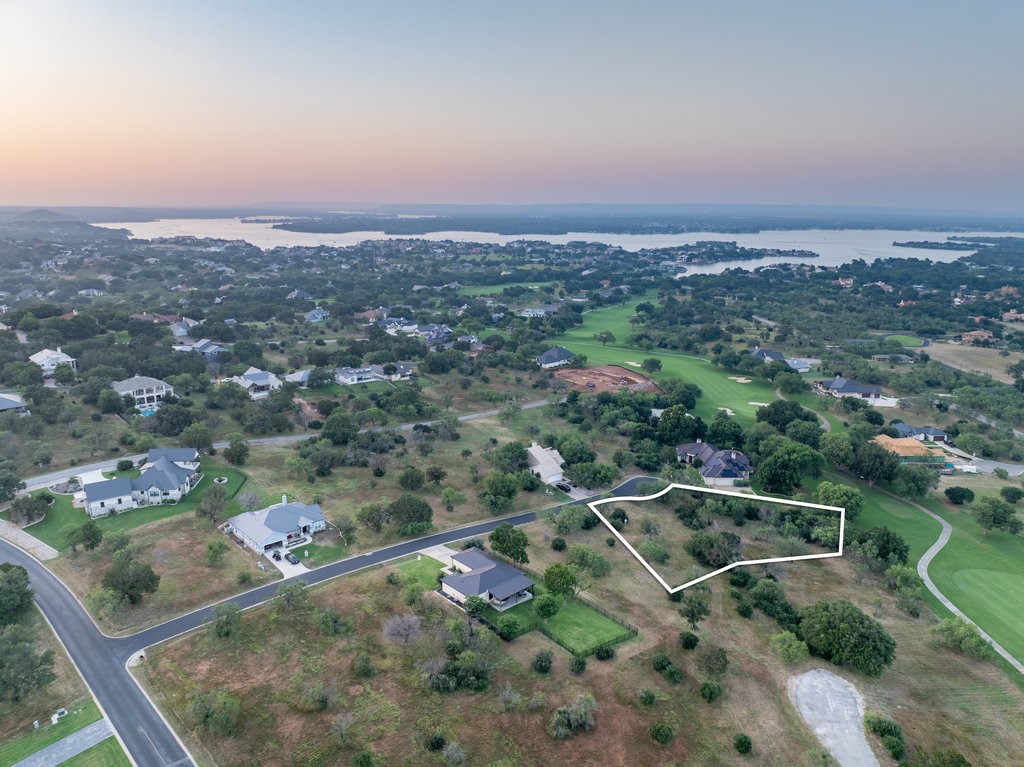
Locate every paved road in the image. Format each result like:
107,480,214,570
942,443,1024,477
1,475,652,767
872,484,1024,676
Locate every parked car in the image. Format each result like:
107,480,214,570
284,552,300,565
272,550,282,561
555,482,572,493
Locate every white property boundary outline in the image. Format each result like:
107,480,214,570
588,483,846,593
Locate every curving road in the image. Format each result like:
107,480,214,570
1,475,653,767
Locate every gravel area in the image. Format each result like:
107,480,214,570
788,668,879,767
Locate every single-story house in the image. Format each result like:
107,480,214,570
813,376,882,400
749,348,820,373
29,347,76,377
222,367,282,400
287,289,314,300
441,549,534,612
305,308,329,323
536,347,574,369
285,369,312,387
111,375,174,411
527,442,566,484
871,353,915,364
676,441,752,486
336,366,376,385
891,423,948,443
173,339,229,359
224,498,326,554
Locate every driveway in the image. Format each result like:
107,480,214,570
266,549,309,576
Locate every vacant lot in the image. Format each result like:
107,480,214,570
554,364,661,394
924,342,1024,384
139,518,1024,767
48,513,278,632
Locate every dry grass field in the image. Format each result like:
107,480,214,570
924,342,1024,384
137,508,1024,767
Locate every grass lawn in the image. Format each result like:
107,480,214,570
60,738,131,767
459,281,556,297
918,495,1024,663
0,698,99,767
298,534,350,568
25,465,247,551
395,555,444,590
480,582,632,656
887,334,925,347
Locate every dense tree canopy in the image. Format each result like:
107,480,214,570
800,599,896,676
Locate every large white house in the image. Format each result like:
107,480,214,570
29,347,76,377
81,448,202,518
527,442,566,484
111,375,174,411
223,498,326,554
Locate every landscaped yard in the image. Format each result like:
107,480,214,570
25,464,248,551
0,698,100,767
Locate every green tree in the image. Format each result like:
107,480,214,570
321,410,357,446
0,565,33,627
0,470,26,503
275,581,311,612
533,593,560,623
7,495,47,525
970,496,1022,534
656,405,706,445
489,441,529,473
209,601,242,639
64,520,103,554
489,522,529,563
852,442,899,487
769,631,810,664
892,464,939,498
819,431,854,468
931,617,994,660
426,465,447,486
441,487,467,512
463,595,488,617
756,400,817,431
707,411,744,450
800,599,895,676
544,563,578,600
0,624,56,702
641,358,662,374
678,585,711,629
196,485,228,523
179,422,213,452
53,362,76,385
397,465,425,490
389,493,433,526
593,330,616,346
814,481,865,520
204,540,230,568
96,388,125,414
102,550,160,604
223,433,250,466
944,486,974,505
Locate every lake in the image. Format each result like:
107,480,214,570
92,218,1024,274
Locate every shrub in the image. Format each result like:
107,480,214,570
736,602,753,618
496,614,522,640
769,631,810,664
944,486,974,505
651,652,673,672
679,631,699,650
116,459,134,471
548,694,598,740
352,750,375,767
864,713,903,740
426,733,447,751
696,644,729,675
352,652,374,678
638,688,657,707
594,645,615,661
236,571,252,586
532,650,553,674
649,723,674,745
700,681,722,703
551,537,567,552
442,742,466,766
734,733,752,754
931,617,995,660
385,571,402,586
1001,486,1024,503
569,656,586,675
606,537,616,547
729,569,752,588
661,665,683,685
882,734,905,761
800,599,895,676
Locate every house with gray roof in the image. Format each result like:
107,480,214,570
111,375,174,411
814,376,882,400
224,498,326,554
535,347,574,369
82,448,202,517
146,447,201,471
676,441,752,487
222,366,282,400
0,394,29,416
441,550,534,612
84,477,136,517
173,338,229,359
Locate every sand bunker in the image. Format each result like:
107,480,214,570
717,407,735,416
748,401,771,407
728,376,752,383
623,361,642,367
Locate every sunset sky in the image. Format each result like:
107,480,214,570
1,1,1021,210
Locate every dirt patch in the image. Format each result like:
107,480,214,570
727,376,752,383
788,668,879,767
554,365,662,394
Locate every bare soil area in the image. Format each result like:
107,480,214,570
788,668,879,767
554,365,661,394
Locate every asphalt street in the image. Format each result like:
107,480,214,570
1,474,653,767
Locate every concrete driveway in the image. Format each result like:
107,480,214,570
267,549,310,576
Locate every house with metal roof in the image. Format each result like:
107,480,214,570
29,347,76,377
440,550,534,612
224,499,326,554
83,477,136,517
676,441,752,487
222,366,282,400
813,376,882,400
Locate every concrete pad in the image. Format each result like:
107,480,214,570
788,668,879,767
418,543,459,567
